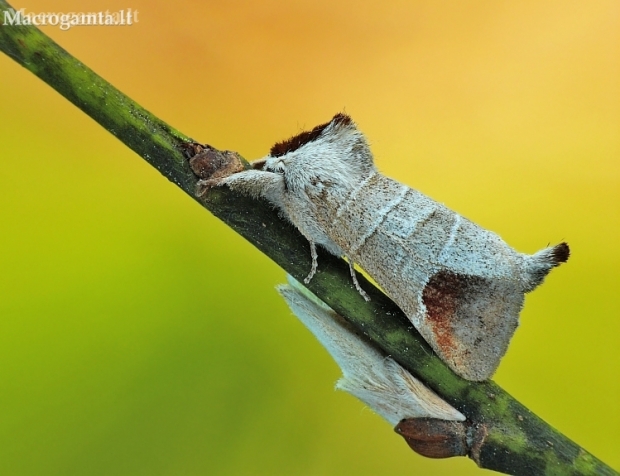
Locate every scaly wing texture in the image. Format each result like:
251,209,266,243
327,174,527,381
278,277,465,425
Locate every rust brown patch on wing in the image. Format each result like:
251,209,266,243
421,270,521,380
422,271,490,361
421,271,462,357
270,113,352,157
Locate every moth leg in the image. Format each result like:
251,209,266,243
304,241,319,284
220,169,286,205
346,256,370,302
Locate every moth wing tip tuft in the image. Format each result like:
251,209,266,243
552,242,570,264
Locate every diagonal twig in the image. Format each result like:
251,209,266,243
0,3,616,475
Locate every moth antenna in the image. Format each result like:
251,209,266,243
304,241,319,284
347,256,370,301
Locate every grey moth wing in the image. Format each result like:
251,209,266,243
326,178,531,381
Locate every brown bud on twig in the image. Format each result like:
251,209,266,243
395,417,490,464
183,142,245,197
395,418,469,459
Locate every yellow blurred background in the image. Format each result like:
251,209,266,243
1,1,618,474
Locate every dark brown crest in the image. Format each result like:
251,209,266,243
269,113,352,157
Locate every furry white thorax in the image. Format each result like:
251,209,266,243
263,119,375,198
258,121,374,255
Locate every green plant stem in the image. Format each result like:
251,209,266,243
0,3,616,475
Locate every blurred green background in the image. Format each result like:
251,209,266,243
1,1,618,475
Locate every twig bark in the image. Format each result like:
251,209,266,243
0,3,616,475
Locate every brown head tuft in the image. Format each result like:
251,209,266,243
269,113,352,157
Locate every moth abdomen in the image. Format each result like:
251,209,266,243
522,242,570,292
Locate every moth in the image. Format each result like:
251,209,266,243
278,277,465,426
221,113,570,381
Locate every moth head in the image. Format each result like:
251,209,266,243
263,114,376,195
